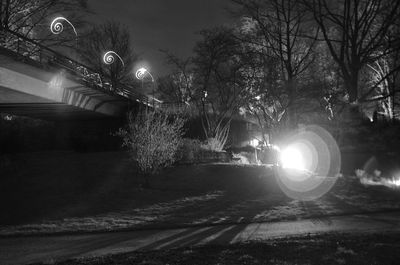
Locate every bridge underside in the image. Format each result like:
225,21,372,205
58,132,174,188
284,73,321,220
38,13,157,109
0,86,114,120
0,51,131,121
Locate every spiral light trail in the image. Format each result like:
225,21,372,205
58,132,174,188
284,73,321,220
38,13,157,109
50,17,77,37
103,51,125,66
135,67,154,81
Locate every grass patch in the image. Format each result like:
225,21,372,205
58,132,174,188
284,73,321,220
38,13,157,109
30,232,400,265
1,151,400,236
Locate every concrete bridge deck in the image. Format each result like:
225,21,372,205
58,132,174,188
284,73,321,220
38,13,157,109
0,29,152,121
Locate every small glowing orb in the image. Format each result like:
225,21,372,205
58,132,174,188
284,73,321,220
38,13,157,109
281,146,305,170
250,138,259,147
389,177,400,187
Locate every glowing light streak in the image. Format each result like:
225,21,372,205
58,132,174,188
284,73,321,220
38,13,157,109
135,67,154,81
103,51,125,66
50,17,77,37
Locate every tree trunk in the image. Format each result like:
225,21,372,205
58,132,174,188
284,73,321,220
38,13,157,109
347,69,359,103
286,78,297,129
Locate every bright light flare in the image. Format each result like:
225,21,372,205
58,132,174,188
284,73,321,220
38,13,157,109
135,67,154,81
389,177,400,187
275,125,341,201
281,146,306,171
250,138,259,147
359,174,400,189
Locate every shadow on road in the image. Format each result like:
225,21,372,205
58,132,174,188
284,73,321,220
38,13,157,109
139,223,248,250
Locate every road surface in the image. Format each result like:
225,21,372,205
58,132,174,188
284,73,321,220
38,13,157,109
1,211,400,265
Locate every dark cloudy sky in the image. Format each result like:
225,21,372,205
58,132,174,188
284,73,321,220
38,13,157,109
88,0,236,77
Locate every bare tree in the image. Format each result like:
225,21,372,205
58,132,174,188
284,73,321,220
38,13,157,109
158,52,194,105
303,0,400,106
239,41,287,143
233,0,319,127
159,28,248,150
192,27,248,150
77,21,137,90
0,0,88,46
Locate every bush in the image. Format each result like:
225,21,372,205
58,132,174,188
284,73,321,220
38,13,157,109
201,137,225,152
235,151,258,164
177,138,204,162
177,138,232,164
232,153,250,164
116,110,185,183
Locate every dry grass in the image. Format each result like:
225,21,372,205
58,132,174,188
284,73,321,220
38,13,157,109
1,151,400,236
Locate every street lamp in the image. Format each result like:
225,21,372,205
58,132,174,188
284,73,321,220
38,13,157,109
50,16,78,59
103,51,125,67
135,67,155,107
50,17,77,37
135,67,154,81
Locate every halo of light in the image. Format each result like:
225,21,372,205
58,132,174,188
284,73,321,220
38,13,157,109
103,51,125,66
135,67,154,81
50,17,77,36
275,125,341,200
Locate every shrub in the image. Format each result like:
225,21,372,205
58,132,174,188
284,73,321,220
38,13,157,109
232,153,250,164
177,138,232,163
116,110,185,185
177,138,203,162
237,151,258,164
201,137,225,152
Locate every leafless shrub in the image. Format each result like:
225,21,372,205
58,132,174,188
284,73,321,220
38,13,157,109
116,110,185,186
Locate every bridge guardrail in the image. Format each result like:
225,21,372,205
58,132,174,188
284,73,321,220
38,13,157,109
0,28,162,108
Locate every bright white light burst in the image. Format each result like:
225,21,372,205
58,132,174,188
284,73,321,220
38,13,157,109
388,177,400,187
135,67,154,81
281,146,306,170
250,138,259,147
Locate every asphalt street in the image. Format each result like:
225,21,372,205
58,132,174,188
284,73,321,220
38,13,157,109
1,211,400,265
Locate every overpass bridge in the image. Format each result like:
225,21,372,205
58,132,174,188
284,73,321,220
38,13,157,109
0,29,160,121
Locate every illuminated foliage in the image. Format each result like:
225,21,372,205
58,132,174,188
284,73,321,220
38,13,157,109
117,110,185,183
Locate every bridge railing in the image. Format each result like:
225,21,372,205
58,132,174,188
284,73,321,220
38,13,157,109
0,28,161,108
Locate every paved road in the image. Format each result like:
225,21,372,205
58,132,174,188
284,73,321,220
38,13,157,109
1,211,400,265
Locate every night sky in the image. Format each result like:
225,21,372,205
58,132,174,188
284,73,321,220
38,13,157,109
88,0,236,77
